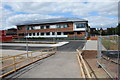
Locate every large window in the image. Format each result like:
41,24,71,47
46,25,50,29
56,24,68,28
29,33,32,36
33,33,35,36
41,26,44,29
37,32,39,36
18,33,24,36
63,24,68,28
46,32,50,35
57,32,61,35
63,32,68,35
57,25,61,28
41,32,44,35
18,27,22,30
76,23,86,28
31,26,35,30
52,32,55,35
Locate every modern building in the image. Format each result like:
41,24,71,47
0,28,18,42
6,28,17,36
16,17,90,39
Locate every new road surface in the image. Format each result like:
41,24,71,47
4,41,85,78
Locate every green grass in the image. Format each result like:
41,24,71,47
102,38,118,50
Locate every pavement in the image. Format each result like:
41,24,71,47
82,40,98,50
1,42,69,47
82,40,106,50
5,41,85,78
1,49,30,57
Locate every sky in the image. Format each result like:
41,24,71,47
0,0,119,30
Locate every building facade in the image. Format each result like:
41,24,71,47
17,17,89,39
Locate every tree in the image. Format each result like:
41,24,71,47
116,23,120,36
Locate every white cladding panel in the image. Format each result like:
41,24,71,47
50,25,56,28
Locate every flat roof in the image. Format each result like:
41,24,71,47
16,17,88,26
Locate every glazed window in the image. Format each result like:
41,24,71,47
46,32,50,35
63,24,68,28
64,32,68,35
57,32,61,35
56,24,68,28
41,26,44,29
18,27,22,30
41,32,44,35
52,32,55,35
29,33,32,36
76,23,86,28
33,33,35,36
46,25,50,29
31,26,35,30
37,32,39,36
18,33,24,36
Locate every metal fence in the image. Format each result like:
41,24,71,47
97,35,120,79
0,48,56,78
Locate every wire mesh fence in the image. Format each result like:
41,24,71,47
97,35,120,79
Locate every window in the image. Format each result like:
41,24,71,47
41,26,44,29
37,32,39,36
26,27,29,30
41,32,44,35
63,24,68,28
76,23,86,28
18,33,24,36
18,27,22,30
52,32,55,35
57,32,61,35
33,33,35,36
56,24,68,28
29,33,32,36
46,32,50,35
57,25,61,28
63,32,67,35
46,25,50,29
31,26,35,30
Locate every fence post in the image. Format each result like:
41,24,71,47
118,36,120,79
98,36,102,59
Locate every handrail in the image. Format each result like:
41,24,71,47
76,49,91,78
1,48,54,60
0,48,56,78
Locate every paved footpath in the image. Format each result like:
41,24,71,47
6,41,85,78
82,40,106,50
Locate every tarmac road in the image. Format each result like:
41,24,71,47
2,41,85,51
5,40,86,78
57,41,85,52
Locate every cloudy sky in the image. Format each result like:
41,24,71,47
0,0,119,30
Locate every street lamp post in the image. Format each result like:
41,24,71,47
26,26,28,57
